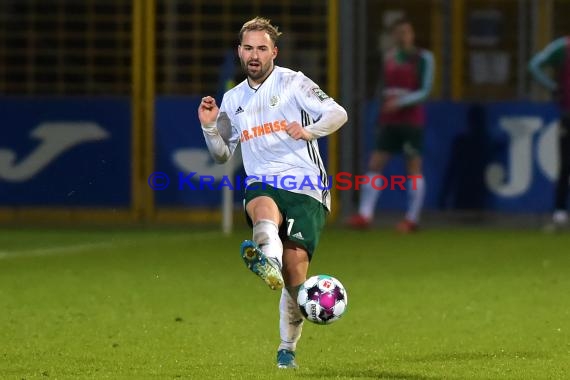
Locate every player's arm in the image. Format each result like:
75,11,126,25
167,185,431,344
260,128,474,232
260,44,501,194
198,95,239,163
396,50,434,108
528,37,566,92
287,74,348,141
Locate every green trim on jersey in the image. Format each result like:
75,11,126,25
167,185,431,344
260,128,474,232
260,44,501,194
543,38,567,67
393,48,435,108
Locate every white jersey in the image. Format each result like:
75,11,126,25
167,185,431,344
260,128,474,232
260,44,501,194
216,66,339,210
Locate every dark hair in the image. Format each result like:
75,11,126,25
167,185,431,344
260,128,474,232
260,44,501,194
239,17,282,45
390,17,413,31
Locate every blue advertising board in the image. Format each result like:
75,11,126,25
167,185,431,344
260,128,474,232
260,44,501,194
363,100,561,213
0,98,131,206
1,96,561,213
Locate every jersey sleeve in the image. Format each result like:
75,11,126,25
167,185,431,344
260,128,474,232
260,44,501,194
201,94,240,163
292,72,348,139
397,49,435,107
216,97,240,153
292,72,337,122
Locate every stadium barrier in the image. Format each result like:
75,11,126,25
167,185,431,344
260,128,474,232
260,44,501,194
0,97,562,224
363,100,561,213
0,97,134,223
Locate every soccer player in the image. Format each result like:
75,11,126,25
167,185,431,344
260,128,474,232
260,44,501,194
197,17,347,369
528,36,570,231
348,17,434,232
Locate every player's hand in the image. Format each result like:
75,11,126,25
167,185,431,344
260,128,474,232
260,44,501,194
286,121,312,141
198,96,219,125
382,97,401,114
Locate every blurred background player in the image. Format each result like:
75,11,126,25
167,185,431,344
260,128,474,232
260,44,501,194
198,17,347,369
349,18,434,232
528,36,570,231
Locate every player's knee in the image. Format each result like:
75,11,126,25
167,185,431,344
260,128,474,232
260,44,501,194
369,153,388,172
247,197,280,223
368,158,382,172
368,164,382,173
252,205,274,221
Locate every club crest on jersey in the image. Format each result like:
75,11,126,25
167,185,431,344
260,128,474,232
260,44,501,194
311,87,330,102
269,95,280,108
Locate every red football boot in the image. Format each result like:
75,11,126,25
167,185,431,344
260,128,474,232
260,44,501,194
348,214,372,229
396,219,419,233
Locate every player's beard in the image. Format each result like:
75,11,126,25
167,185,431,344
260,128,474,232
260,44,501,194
241,58,273,83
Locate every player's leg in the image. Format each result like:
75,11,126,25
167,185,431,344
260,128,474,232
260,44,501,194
398,126,425,232
275,190,326,369
355,150,391,222
277,242,309,369
349,125,398,228
398,155,424,232
550,113,570,229
246,195,284,265
241,190,285,290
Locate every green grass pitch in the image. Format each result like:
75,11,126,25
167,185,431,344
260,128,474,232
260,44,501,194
1,225,569,379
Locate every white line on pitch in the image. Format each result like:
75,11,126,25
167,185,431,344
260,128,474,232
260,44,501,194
0,242,112,259
0,231,225,260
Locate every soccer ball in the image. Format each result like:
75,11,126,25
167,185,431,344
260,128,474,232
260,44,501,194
297,274,348,325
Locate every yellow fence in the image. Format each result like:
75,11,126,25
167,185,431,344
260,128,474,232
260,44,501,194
0,0,336,224
0,0,132,95
2,0,570,224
